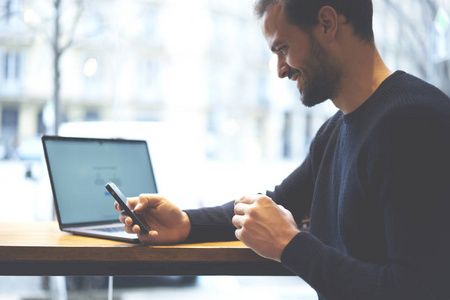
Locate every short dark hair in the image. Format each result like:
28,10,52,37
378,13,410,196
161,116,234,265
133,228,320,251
254,0,374,44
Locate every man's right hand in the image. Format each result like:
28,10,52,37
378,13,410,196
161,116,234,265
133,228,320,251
114,194,191,244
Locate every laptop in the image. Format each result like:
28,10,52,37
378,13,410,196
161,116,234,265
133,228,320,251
42,135,158,242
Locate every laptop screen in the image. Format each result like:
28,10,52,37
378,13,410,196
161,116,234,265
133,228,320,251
42,136,157,225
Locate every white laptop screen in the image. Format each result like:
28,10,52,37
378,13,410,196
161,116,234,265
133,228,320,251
43,137,157,225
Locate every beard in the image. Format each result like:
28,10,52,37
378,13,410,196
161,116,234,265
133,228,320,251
292,35,342,107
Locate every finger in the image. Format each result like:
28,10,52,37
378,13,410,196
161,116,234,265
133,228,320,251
118,212,127,224
278,205,294,219
114,200,131,212
123,225,135,234
126,197,139,210
234,195,258,205
134,194,164,212
137,230,159,244
119,213,134,226
131,224,141,233
115,197,138,211
234,228,243,241
232,214,245,229
122,220,136,234
123,223,142,235
234,202,251,215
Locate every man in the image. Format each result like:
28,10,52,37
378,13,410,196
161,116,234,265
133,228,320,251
116,1,450,299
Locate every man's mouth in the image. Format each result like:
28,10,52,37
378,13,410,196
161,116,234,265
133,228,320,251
287,68,303,92
287,67,301,80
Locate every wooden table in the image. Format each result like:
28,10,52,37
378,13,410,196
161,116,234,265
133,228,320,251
0,222,293,276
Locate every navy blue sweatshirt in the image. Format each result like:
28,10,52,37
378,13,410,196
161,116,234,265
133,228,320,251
185,71,450,299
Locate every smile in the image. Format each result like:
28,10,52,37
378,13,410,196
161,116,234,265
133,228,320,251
290,73,300,81
287,68,301,80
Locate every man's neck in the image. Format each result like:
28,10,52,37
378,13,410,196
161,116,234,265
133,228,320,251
332,44,392,115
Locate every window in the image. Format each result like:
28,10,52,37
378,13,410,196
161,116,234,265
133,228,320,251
2,0,22,26
2,51,22,82
1,106,18,146
139,60,162,100
1,50,23,95
4,0,13,23
0,1,448,299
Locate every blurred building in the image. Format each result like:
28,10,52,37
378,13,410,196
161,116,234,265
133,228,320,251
0,0,334,163
0,0,448,163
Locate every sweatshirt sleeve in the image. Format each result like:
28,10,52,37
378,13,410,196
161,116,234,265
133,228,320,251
183,200,237,243
266,154,314,224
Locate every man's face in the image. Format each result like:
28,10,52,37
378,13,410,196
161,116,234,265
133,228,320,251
262,3,341,107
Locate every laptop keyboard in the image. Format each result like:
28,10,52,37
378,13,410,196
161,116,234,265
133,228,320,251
94,226,124,232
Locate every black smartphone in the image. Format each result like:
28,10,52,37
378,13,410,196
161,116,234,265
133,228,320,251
105,182,150,233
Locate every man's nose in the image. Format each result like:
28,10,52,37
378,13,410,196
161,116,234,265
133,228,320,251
277,58,289,79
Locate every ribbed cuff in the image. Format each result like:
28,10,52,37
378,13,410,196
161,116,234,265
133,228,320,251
281,231,326,281
184,206,237,243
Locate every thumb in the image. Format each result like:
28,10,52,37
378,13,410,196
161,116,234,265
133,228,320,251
278,205,294,219
123,197,139,210
134,194,163,211
135,201,143,211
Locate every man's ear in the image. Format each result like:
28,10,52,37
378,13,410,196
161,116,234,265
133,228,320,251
317,6,338,41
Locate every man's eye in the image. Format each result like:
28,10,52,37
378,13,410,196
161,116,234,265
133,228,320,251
278,46,287,55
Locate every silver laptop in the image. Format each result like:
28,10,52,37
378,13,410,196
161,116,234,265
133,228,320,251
42,135,158,242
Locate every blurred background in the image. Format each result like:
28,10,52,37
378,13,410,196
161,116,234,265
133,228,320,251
0,0,449,299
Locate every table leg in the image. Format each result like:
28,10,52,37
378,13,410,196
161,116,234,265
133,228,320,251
108,276,113,300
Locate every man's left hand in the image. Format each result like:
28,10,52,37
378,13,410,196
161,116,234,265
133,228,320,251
232,194,300,262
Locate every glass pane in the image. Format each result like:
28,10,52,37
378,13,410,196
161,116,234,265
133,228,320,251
0,0,448,299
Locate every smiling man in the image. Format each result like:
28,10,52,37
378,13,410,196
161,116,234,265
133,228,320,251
259,0,392,112
116,1,450,299
263,1,345,108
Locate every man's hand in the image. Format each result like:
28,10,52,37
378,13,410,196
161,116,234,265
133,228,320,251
115,194,191,244
232,194,300,262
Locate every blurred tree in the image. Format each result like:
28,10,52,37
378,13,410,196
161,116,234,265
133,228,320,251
1,0,85,134
50,0,84,134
